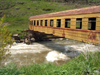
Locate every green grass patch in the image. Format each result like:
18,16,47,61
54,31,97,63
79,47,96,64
0,1,15,10
0,52,100,75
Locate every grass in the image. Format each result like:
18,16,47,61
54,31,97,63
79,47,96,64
0,52,100,75
0,0,100,33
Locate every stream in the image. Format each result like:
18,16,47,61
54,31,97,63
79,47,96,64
0,39,100,67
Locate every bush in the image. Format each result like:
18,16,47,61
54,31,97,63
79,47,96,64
0,15,13,60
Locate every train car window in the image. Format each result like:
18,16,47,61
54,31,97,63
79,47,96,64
34,20,35,25
57,19,61,27
65,19,70,28
45,20,47,26
76,18,82,29
30,21,33,25
50,19,53,27
40,20,43,26
37,20,39,26
88,18,96,30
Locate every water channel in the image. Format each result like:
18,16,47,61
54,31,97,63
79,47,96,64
0,39,100,67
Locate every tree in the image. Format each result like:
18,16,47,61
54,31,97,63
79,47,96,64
0,15,13,60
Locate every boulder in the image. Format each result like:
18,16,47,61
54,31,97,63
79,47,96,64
31,38,35,42
24,38,31,44
0,11,4,17
20,39,24,42
59,38,63,40
12,34,20,40
27,7,30,10
15,7,20,10
25,38,28,43
16,2,24,4
42,9,53,11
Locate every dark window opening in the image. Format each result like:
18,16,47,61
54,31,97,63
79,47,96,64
45,20,47,26
37,20,39,26
50,19,53,27
76,18,82,29
34,20,35,25
40,20,43,26
30,21,33,25
65,19,70,28
57,19,61,27
88,18,96,30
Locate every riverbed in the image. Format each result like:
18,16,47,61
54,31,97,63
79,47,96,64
0,39,100,67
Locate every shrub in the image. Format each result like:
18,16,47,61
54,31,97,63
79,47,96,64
0,15,13,60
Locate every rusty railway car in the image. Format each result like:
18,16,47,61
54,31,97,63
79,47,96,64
29,6,100,44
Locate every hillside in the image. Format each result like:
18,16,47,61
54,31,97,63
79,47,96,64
0,0,100,33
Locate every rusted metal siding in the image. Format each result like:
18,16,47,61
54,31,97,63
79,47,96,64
96,18,100,31
29,24,100,44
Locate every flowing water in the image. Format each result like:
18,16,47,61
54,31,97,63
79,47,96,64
0,39,100,67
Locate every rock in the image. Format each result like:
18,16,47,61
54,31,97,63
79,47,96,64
16,2,24,4
42,9,53,11
59,38,63,40
0,11,4,17
31,38,35,42
2,23,10,26
15,40,20,43
13,34,19,36
15,7,20,10
27,7,30,10
20,39,24,42
24,38,31,44
25,38,28,43
66,39,69,40
19,2,24,4
12,34,20,40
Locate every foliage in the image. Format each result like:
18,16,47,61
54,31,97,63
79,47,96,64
0,15,13,60
0,52,100,75
19,32,28,39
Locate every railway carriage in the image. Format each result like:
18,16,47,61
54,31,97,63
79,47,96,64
29,6,100,44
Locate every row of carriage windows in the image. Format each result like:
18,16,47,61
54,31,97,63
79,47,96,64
30,18,96,30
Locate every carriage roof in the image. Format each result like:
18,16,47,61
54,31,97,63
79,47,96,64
29,5,100,19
